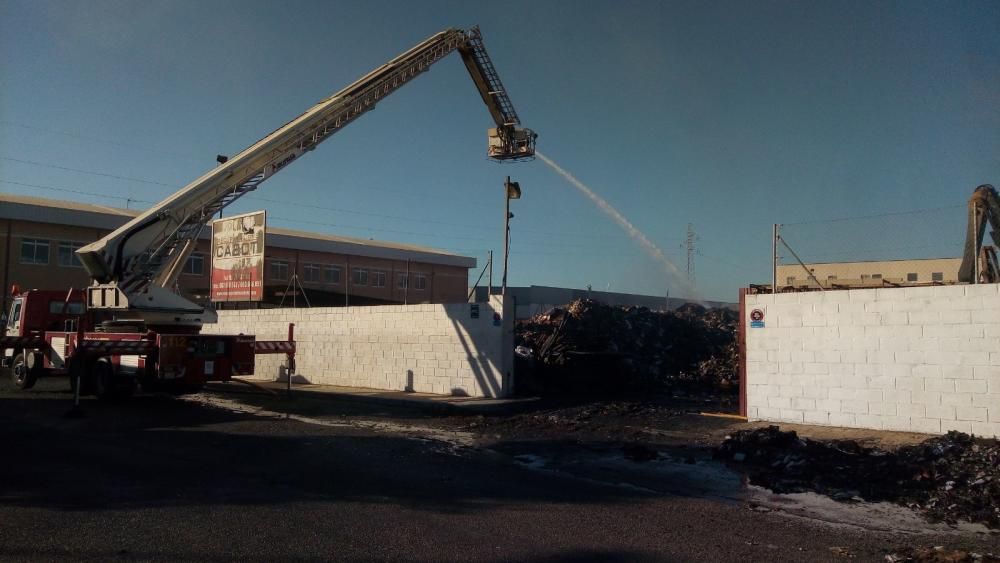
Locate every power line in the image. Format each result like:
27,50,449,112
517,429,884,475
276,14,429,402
0,155,631,243
0,157,500,228
0,120,204,162
781,204,965,227
0,156,177,188
0,176,635,252
695,250,747,272
0,180,152,203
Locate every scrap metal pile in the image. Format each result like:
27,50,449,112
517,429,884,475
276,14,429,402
515,299,737,394
718,426,1000,528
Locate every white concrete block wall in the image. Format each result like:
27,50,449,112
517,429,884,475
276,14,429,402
202,296,514,398
746,284,1000,437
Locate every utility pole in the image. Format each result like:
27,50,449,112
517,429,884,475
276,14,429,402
974,210,980,284
502,177,521,298
487,250,493,297
685,223,697,286
216,155,228,219
772,224,779,294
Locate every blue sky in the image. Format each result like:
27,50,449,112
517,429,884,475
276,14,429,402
1,0,998,302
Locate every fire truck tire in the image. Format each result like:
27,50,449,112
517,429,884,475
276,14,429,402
93,359,112,400
93,359,133,401
11,353,37,390
117,376,137,400
165,383,202,396
68,358,95,396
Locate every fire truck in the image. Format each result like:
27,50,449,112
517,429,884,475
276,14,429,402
2,27,534,399
3,287,262,398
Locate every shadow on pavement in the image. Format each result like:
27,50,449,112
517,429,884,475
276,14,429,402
0,388,658,516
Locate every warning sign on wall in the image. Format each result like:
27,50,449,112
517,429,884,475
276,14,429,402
750,308,765,329
210,211,266,302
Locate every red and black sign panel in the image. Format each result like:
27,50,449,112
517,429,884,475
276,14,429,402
210,211,265,302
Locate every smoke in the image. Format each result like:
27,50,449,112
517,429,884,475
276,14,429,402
535,151,697,297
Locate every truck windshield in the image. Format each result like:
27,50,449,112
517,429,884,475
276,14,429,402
49,301,85,315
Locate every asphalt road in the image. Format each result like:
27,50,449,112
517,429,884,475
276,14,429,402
1,377,997,562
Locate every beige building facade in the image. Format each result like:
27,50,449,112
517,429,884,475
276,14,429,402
0,194,475,309
776,257,962,290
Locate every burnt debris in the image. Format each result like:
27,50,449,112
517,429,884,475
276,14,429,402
515,299,737,395
718,426,1000,528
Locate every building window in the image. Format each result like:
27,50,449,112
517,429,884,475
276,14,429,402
303,263,322,283
20,238,49,265
372,270,386,288
352,268,368,286
58,241,84,268
932,272,944,282
907,273,918,282
785,276,795,285
414,274,427,291
827,275,837,281
871,274,882,280
270,260,289,281
182,253,205,275
397,273,408,289
323,265,341,284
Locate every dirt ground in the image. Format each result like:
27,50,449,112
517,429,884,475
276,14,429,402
6,373,1000,561
430,391,935,451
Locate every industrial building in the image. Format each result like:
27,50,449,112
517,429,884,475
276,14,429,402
776,257,962,290
0,193,475,308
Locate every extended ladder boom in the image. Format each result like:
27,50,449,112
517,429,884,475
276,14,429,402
77,26,535,326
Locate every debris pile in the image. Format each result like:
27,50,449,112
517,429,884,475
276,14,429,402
718,426,1000,528
460,401,687,442
885,547,999,562
515,299,737,394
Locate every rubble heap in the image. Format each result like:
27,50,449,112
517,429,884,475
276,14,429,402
515,299,737,393
718,426,1000,528
885,546,999,562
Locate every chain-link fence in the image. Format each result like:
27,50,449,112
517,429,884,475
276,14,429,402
772,205,967,291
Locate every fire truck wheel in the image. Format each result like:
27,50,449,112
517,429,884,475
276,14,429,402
94,359,136,401
161,383,202,396
94,359,117,401
68,359,95,396
116,376,136,400
11,353,37,390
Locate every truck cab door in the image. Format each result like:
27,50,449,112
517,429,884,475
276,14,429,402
6,298,22,336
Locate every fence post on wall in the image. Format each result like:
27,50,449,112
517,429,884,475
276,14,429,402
772,224,779,294
738,287,748,418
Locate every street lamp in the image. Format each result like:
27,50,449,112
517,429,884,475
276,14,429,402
216,155,229,219
502,176,521,298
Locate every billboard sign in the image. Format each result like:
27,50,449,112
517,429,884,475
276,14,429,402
210,210,266,302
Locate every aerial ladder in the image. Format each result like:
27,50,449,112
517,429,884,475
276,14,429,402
77,26,536,328
958,184,1000,284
